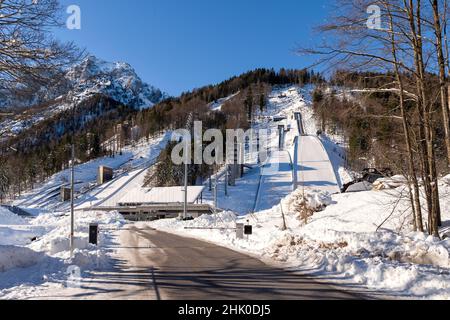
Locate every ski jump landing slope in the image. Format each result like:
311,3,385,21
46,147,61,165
296,136,341,195
254,150,294,213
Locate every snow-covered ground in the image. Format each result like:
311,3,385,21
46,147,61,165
201,85,347,215
0,84,353,299
209,92,240,111
3,84,449,300
0,133,170,299
11,132,171,213
0,208,125,299
147,86,450,300
297,135,341,193
149,179,450,300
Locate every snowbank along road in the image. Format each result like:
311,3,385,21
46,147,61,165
38,224,364,300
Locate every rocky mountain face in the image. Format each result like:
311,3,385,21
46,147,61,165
0,56,167,138
64,56,167,110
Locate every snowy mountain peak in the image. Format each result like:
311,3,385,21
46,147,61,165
65,55,167,110
67,56,132,82
0,55,168,138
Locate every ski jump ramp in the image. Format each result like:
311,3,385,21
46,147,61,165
296,136,341,195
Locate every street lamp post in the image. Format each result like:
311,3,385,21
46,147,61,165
70,143,75,257
183,150,188,220
182,112,194,220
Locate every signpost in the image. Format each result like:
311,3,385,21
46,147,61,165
236,223,244,239
236,222,252,239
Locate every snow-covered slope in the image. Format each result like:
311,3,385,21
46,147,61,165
147,85,450,299
208,92,240,111
11,132,171,213
297,135,341,194
199,85,348,215
0,134,169,299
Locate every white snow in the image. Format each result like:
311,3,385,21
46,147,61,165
0,134,168,299
209,92,240,111
149,182,450,299
0,207,27,226
11,132,170,212
255,150,294,212
3,84,450,300
146,85,450,300
200,85,346,215
0,247,46,273
0,208,125,299
297,136,341,194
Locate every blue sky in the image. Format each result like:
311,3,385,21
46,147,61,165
56,0,329,96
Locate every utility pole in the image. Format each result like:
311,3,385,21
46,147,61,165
183,112,194,220
70,143,75,257
257,131,260,164
183,151,188,220
214,169,218,211
225,166,228,196
293,136,298,191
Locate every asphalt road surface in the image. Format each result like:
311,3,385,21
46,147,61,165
39,224,366,300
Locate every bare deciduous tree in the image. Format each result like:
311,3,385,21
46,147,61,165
0,0,81,94
299,0,446,236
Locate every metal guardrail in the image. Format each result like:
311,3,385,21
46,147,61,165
294,112,306,136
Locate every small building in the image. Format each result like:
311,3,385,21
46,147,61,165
116,186,208,220
118,186,205,207
61,187,71,202
98,166,114,185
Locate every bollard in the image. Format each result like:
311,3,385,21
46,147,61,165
89,223,99,245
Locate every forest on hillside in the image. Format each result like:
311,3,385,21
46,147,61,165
300,0,450,236
1,0,450,238
0,68,321,201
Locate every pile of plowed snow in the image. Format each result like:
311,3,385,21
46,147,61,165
0,246,45,273
0,210,126,299
149,182,450,299
0,207,28,226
